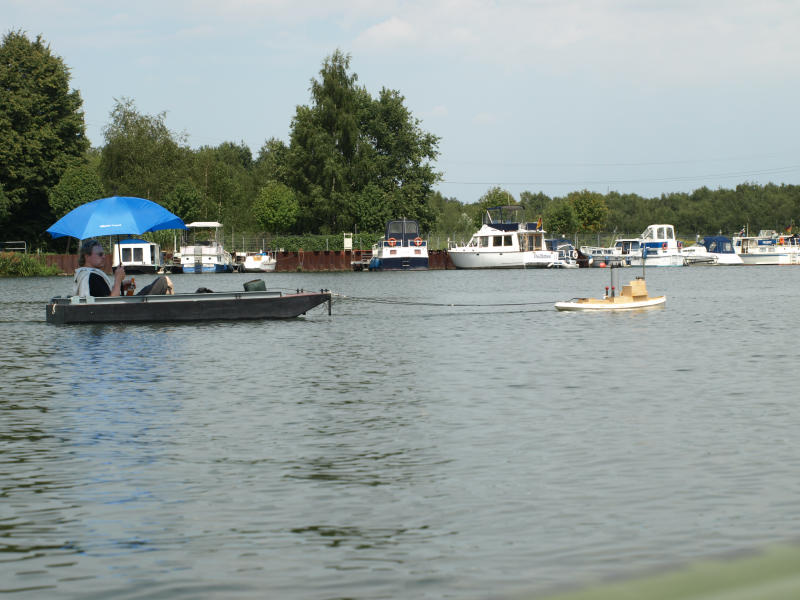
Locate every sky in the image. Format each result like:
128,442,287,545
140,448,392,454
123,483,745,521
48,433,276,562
5,0,800,204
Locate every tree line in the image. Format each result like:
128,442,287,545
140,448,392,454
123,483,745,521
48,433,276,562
2,30,799,252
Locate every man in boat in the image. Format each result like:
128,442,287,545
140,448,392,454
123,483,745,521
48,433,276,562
73,239,174,297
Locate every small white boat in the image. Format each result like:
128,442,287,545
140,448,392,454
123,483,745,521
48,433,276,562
555,275,665,311
235,251,277,273
579,246,626,267
546,238,580,268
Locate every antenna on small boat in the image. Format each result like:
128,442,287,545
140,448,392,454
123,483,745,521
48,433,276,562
641,244,647,279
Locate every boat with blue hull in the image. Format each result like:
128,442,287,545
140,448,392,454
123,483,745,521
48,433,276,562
178,222,234,273
369,219,429,270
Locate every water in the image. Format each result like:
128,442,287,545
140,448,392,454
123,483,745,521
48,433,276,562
2,268,800,599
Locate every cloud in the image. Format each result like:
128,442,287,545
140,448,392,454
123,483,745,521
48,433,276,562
349,0,800,85
358,16,417,47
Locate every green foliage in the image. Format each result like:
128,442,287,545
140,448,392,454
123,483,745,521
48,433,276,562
544,199,579,235
100,97,189,203
48,163,105,218
0,30,89,239
286,50,440,233
567,189,609,233
468,187,518,227
426,191,474,236
163,181,203,224
252,182,299,233
0,252,61,277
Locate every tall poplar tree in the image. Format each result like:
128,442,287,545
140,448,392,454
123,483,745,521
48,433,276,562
0,30,89,239
287,50,440,233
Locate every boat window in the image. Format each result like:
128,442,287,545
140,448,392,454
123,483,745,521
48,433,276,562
122,248,131,261
504,235,513,246
492,236,503,247
478,236,488,247
388,222,403,235
133,248,143,262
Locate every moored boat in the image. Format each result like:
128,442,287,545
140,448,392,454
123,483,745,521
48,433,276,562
680,235,742,265
612,224,685,267
733,230,800,265
179,222,234,273
369,218,428,270
235,251,277,273
447,206,560,269
46,288,331,324
112,238,165,273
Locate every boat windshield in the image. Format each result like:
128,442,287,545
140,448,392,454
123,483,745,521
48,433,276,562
387,220,418,237
485,205,523,225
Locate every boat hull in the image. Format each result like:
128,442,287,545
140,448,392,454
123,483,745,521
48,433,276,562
368,256,428,270
738,253,790,265
181,263,234,273
555,296,666,311
46,291,331,324
448,250,556,269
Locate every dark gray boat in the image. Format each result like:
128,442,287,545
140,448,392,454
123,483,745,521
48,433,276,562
46,289,332,324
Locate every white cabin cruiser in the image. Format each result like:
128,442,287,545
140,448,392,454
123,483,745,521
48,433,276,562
179,222,234,273
447,206,559,269
612,224,685,267
733,230,799,265
369,218,428,270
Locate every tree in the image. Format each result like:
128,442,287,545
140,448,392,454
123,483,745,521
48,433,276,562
0,30,89,239
163,181,203,224
287,50,440,233
100,97,189,203
252,182,299,233
544,199,579,235
192,141,256,231
567,189,609,233
48,163,105,218
470,187,517,227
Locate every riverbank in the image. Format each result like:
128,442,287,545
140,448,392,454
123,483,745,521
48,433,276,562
0,252,61,277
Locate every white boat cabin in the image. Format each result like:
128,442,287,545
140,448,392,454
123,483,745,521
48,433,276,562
112,238,163,273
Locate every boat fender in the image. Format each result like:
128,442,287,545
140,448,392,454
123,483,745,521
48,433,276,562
662,242,667,250
414,237,422,246
388,238,397,247
571,250,578,259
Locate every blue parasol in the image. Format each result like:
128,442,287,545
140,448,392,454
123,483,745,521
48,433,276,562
47,196,186,239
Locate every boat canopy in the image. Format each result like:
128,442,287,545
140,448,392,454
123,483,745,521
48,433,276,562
118,238,152,245
385,219,421,243
701,236,735,254
641,224,675,240
545,238,573,250
186,221,223,228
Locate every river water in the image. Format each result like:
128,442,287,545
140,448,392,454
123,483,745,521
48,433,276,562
2,267,799,599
